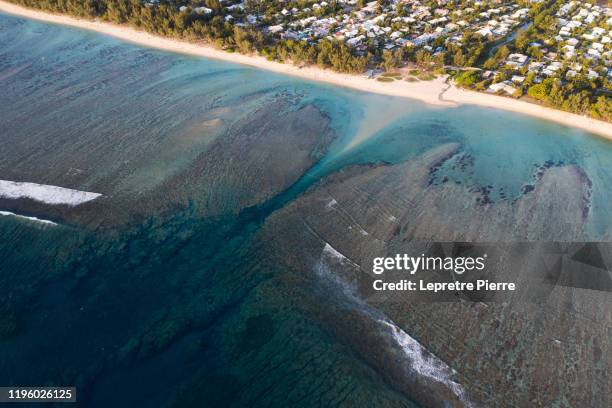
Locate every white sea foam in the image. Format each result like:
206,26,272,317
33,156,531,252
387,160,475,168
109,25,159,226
317,243,363,300
323,243,348,262
0,211,57,226
317,244,472,406
325,198,338,209
0,180,101,206
322,243,362,269
317,243,472,406
379,319,472,407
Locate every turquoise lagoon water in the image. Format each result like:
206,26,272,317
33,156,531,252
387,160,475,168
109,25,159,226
1,13,612,407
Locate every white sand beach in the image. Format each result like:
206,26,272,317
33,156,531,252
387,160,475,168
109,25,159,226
1,0,611,141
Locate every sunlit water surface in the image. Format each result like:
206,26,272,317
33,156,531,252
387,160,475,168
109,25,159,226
1,13,612,407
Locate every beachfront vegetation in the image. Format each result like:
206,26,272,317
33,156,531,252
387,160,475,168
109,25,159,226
8,0,612,121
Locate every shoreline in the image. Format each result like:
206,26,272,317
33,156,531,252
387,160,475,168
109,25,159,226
1,0,612,141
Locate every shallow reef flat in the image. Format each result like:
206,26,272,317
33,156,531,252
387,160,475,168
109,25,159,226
256,144,611,407
141,98,335,217
0,13,341,228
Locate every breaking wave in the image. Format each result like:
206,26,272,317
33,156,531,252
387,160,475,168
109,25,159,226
317,243,473,407
0,210,57,226
0,180,101,206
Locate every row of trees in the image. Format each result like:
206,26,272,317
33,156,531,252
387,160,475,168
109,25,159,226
9,0,612,120
379,32,486,72
527,78,612,120
10,0,369,73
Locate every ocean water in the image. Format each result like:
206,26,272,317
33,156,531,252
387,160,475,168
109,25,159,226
1,13,612,407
